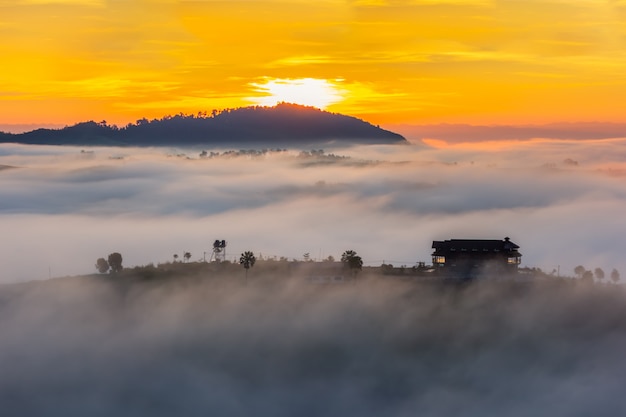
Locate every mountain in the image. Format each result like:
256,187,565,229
0,103,406,147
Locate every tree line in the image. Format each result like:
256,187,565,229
3,102,405,147
574,265,620,284
95,250,619,285
95,250,363,278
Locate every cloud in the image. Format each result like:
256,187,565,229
8,0,104,4
1,274,626,415
390,123,626,144
2,140,626,414
1,140,625,282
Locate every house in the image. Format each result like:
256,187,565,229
431,237,522,279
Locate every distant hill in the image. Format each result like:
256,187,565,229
0,103,406,147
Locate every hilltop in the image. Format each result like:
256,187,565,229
0,103,406,148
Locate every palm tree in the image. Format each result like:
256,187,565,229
184,252,191,263
173,254,179,263
611,269,620,284
239,251,256,283
341,250,363,277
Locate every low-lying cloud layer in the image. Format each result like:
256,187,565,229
1,139,625,282
1,275,625,416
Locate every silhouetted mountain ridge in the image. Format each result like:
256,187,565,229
0,103,406,147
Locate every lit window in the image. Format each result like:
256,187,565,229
433,256,446,265
507,257,521,265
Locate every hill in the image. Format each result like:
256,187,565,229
0,103,406,147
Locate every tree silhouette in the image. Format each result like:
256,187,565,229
173,254,178,262
594,267,605,282
611,269,621,284
341,250,363,276
108,252,123,273
574,265,586,278
184,252,191,263
3,104,406,147
95,258,109,274
581,270,594,283
239,251,256,283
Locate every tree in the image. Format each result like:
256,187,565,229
581,270,594,283
184,252,191,263
95,258,109,274
239,251,256,283
594,267,605,282
108,252,123,273
341,250,363,276
173,254,179,262
574,265,586,278
611,268,621,284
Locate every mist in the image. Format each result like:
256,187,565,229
1,138,626,282
1,274,625,416
2,138,626,415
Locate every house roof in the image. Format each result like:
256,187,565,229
432,237,521,255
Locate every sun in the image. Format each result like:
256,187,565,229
248,78,344,109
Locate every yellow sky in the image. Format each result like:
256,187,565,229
1,0,626,128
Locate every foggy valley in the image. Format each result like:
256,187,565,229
2,137,626,415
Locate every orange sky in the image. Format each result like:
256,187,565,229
1,0,626,129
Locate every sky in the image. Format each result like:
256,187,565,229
2,0,626,130
1,140,625,283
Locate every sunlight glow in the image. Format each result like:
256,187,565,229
2,0,626,126
247,78,345,109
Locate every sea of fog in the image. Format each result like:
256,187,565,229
1,275,625,416
1,138,626,283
